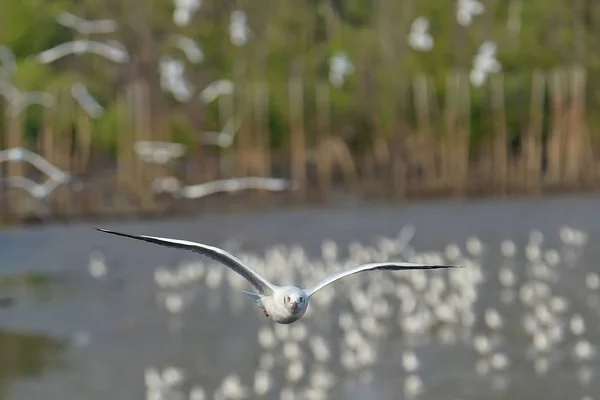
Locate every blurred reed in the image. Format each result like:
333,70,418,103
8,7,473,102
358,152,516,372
0,65,597,224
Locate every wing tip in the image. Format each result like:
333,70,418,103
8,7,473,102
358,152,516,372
94,227,128,237
427,264,464,269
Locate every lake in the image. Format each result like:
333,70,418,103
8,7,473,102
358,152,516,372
1,195,599,400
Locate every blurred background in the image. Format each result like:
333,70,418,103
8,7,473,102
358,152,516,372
1,0,600,399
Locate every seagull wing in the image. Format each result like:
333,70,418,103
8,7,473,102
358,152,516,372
36,43,75,64
95,228,276,294
304,262,461,297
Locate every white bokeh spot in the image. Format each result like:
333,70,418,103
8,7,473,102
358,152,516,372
328,51,354,88
457,0,485,27
470,41,501,86
408,17,434,52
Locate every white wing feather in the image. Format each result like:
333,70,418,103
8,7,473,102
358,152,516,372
304,262,461,297
95,228,276,294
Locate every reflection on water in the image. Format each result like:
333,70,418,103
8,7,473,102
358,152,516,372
1,196,600,399
0,273,59,308
0,330,64,400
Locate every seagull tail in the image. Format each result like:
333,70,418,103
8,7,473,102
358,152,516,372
242,290,264,309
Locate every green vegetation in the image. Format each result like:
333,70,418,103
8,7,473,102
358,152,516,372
1,0,599,154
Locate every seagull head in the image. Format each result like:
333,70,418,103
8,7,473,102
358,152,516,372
284,289,306,313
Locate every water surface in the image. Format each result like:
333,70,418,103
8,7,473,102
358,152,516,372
1,195,599,400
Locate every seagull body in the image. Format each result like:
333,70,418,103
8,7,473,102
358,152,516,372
247,286,309,324
95,228,461,324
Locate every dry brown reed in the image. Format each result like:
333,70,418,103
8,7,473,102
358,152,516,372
0,66,597,224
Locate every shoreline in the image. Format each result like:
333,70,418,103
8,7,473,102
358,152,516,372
2,184,598,231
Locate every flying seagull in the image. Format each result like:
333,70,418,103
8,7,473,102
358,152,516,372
95,228,462,324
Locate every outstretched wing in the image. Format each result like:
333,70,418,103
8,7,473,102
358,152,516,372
95,228,276,295
304,262,461,297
